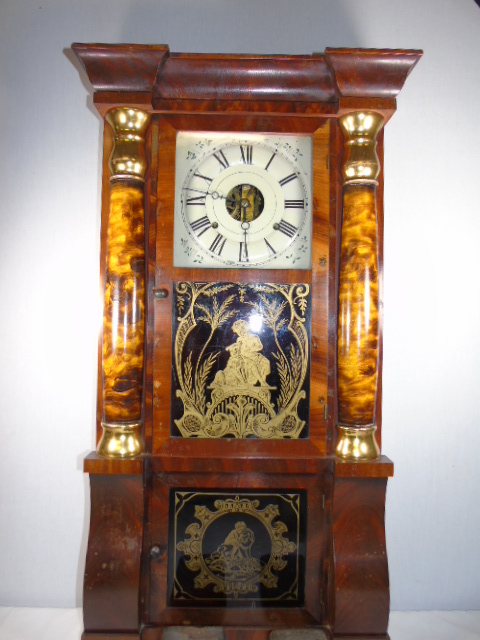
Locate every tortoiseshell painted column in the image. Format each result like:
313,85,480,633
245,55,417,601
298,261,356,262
336,112,385,460
97,107,150,458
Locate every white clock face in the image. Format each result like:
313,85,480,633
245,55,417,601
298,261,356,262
173,132,312,269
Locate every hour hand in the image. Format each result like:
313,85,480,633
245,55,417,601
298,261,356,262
239,224,249,263
210,190,227,200
210,190,238,209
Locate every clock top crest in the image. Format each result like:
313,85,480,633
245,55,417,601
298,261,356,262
72,44,421,640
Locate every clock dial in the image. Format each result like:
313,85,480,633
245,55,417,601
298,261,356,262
174,133,312,269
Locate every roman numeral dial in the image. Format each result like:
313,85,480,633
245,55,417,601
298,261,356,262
275,219,298,238
174,133,312,269
190,215,211,236
209,233,227,256
240,145,253,164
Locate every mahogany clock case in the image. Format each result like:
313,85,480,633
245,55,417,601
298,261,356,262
73,45,421,640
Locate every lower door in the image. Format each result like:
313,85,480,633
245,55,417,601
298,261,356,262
145,463,329,629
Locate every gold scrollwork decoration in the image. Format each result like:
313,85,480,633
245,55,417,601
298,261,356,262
176,495,298,599
172,282,310,439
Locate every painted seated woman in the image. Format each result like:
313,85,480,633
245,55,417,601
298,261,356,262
212,320,270,388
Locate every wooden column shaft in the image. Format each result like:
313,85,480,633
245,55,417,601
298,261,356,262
102,181,146,424
338,184,379,426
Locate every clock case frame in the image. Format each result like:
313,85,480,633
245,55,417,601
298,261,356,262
72,45,421,640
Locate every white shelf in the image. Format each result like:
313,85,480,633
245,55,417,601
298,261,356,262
0,608,479,640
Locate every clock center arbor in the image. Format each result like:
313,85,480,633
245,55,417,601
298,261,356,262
71,44,421,640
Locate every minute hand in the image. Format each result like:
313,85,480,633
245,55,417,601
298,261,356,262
240,201,250,262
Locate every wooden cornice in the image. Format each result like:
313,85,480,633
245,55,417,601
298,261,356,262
72,43,422,118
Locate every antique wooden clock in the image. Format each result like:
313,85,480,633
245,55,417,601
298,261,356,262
72,44,421,640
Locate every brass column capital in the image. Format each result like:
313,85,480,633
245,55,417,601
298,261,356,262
106,107,150,181
339,111,384,185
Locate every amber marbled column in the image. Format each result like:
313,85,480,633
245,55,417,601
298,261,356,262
336,112,384,461
97,108,150,458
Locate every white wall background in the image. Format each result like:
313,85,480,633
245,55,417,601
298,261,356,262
0,0,479,612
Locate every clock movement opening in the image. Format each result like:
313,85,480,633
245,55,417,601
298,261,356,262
226,184,264,223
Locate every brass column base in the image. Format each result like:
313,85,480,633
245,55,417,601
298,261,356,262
335,424,380,461
97,420,144,458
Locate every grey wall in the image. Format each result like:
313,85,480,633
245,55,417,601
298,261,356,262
0,0,479,611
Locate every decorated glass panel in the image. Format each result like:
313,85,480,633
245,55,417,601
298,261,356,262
171,282,311,438
169,491,306,606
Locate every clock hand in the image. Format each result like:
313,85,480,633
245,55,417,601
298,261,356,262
240,198,250,262
209,190,238,210
210,190,233,201
184,187,209,196
186,187,237,209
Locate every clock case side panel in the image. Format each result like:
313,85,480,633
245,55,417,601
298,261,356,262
309,122,331,454
149,116,176,452
330,475,390,638
83,470,145,637
143,118,161,453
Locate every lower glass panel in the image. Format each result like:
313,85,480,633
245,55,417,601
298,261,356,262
169,490,307,607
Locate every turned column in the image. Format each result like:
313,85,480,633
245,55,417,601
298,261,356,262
336,111,384,460
97,107,150,458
